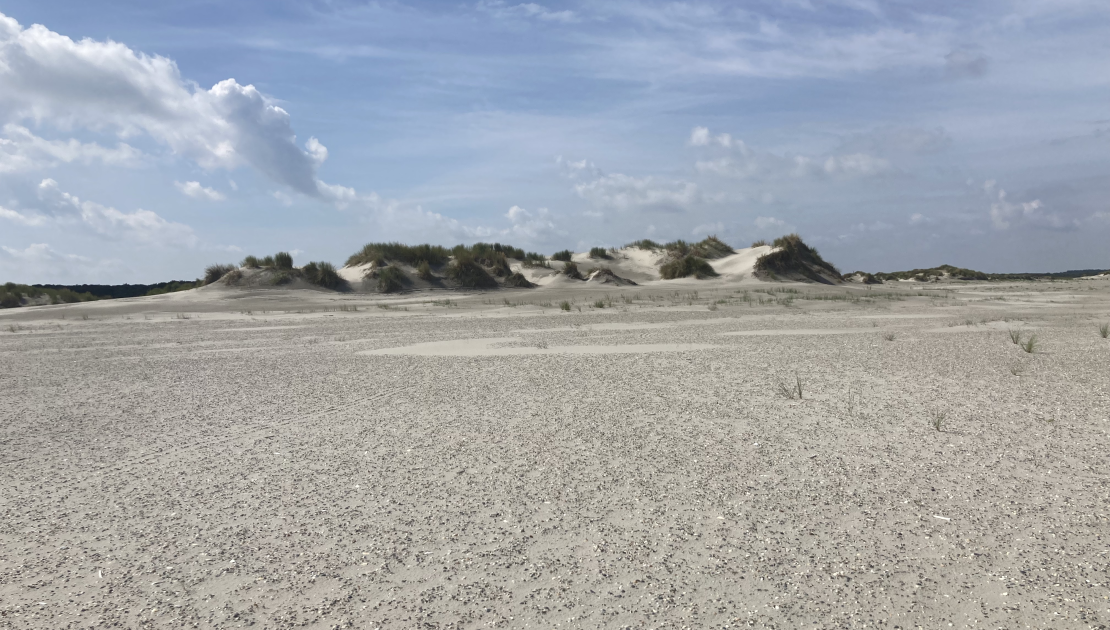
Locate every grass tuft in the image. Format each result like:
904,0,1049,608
560,300,571,312
1020,334,1038,354
775,373,803,399
751,239,768,247
1100,322,1109,338
1008,329,1022,344
659,255,718,279
204,264,236,285
588,246,611,259
551,249,573,262
930,409,947,432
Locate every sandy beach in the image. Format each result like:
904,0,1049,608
2,278,1109,629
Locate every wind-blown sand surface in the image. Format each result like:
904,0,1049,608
2,279,1109,629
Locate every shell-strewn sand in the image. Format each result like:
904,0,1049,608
2,280,1109,628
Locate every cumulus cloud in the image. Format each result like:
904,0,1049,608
0,12,347,200
754,216,794,233
574,172,701,213
505,205,558,240
984,180,1073,231
0,178,199,246
175,180,225,201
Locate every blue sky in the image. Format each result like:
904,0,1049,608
0,0,1107,282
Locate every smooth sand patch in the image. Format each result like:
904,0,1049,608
718,328,881,336
361,336,720,356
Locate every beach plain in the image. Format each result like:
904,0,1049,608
1,276,1109,629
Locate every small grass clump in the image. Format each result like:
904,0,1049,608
1020,334,1038,354
625,239,661,250
563,261,582,279
1100,323,1109,338
273,252,294,270
417,260,434,280
882,332,896,341
930,409,947,432
588,246,611,259
593,299,605,309
551,249,573,262
241,255,261,268
560,300,571,311
751,239,768,247
1008,329,1022,344
204,263,236,285
659,255,718,279
775,374,803,400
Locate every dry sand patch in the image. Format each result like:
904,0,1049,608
2,279,1109,629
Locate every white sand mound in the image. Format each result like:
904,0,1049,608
338,262,373,283
708,245,775,280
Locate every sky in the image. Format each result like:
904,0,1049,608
0,0,1107,283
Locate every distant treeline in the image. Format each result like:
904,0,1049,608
31,281,201,299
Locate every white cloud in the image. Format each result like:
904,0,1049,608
0,242,120,281
175,180,225,201
574,172,700,213
693,127,888,180
688,126,734,148
477,1,578,23
0,124,142,173
909,212,932,225
984,181,1073,231
0,12,348,200
505,205,558,240
6,178,199,246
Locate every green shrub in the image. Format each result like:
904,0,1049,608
662,236,734,260
270,271,293,285
589,246,611,259
417,260,434,280
222,269,243,285
241,255,260,268
303,261,343,289
551,249,573,262
593,299,605,309
346,243,451,267
274,251,294,270
504,272,534,288
560,300,571,311
659,255,718,279
754,234,841,282
1099,323,1108,339
376,265,407,293
260,255,275,267
0,293,20,309
446,255,498,288
562,261,582,279
204,263,236,285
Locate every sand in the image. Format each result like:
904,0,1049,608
2,278,1109,629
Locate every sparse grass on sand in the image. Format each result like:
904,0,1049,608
551,249,573,262
1020,334,1038,354
560,300,571,311
376,265,408,293
1008,329,1022,344
589,247,611,259
1100,322,1109,338
775,374,803,399
930,409,947,432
